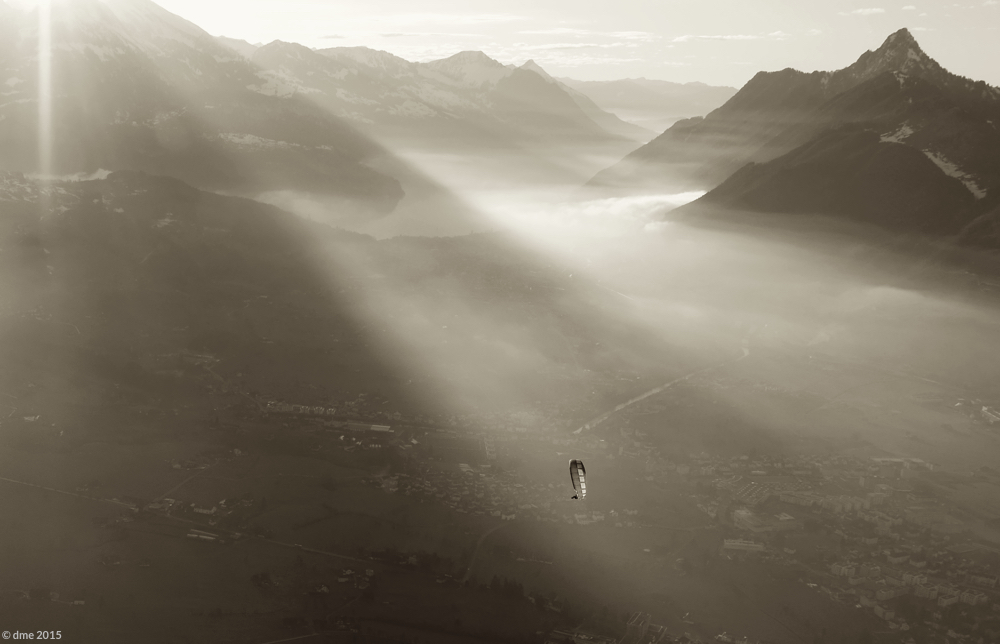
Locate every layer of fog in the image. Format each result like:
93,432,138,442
256,140,1000,465
257,141,696,239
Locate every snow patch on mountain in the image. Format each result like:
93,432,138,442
150,109,186,125
218,133,300,150
334,88,378,106
155,213,177,228
0,171,103,202
0,97,36,110
922,150,986,199
880,123,914,143
23,169,112,183
0,172,43,201
389,100,436,118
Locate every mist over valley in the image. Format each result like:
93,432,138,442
2,2,1000,643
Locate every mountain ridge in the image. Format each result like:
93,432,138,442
0,0,404,208
247,42,646,151
588,27,1000,218
683,123,978,236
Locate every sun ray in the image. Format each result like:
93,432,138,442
37,0,52,180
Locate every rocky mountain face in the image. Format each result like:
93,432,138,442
591,28,1000,225
0,0,402,209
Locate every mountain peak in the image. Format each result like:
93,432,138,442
519,59,554,82
843,26,942,84
875,27,929,64
431,51,505,68
424,51,510,86
882,27,919,49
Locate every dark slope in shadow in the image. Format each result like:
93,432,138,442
687,125,977,235
0,170,716,446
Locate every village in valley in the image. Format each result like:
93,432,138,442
45,365,996,644
5,317,1000,644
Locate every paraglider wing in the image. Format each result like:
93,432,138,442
569,459,586,500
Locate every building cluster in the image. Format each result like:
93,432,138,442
732,509,802,534
257,391,400,424
953,398,1000,426
334,567,374,590
142,494,255,527
367,462,641,527
266,401,338,416
715,452,1000,639
721,539,765,553
658,452,821,484
825,543,997,632
546,611,745,644
259,391,593,436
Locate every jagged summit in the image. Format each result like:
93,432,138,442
720,27,991,112
883,27,919,48
831,26,1000,114
842,27,942,83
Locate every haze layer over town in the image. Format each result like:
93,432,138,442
1,1,1000,643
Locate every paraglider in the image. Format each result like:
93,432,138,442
569,459,586,500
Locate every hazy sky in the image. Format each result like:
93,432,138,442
151,0,1000,87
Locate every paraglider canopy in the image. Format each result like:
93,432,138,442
569,459,586,500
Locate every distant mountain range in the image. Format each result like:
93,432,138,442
557,77,737,138
0,0,747,238
592,28,1000,246
0,0,679,217
227,39,649,148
